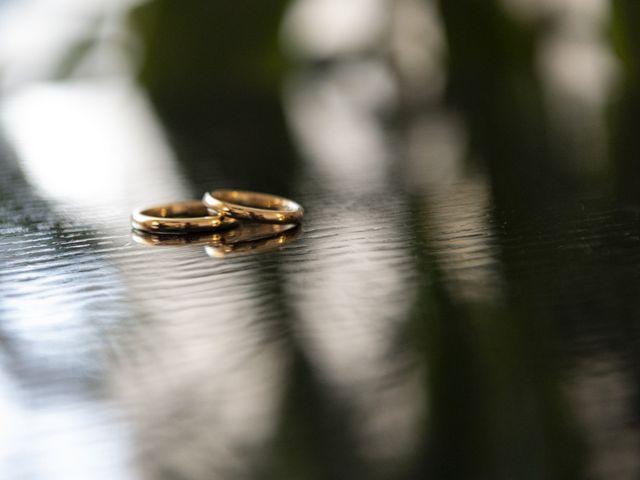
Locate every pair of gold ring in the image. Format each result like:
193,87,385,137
131,189,304,235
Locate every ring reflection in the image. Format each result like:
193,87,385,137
132,223,301,257
205,223,302,257
131,230,226,247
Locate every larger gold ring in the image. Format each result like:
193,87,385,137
131,200,238,234
202,189,304,224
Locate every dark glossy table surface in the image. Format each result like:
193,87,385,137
2,66,640,480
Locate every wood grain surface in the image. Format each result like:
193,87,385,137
1,79,640,480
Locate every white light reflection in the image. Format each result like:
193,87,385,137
503,0,617,173
401,111,503,304
0,366,25,475
0,0,141,89
404,112,466,191
389,0,446,102
284,50,423,467
540,33,615,108
285,60,396,190
533,0,616,110
2,79,188,224
568,355,640,479
0,287,135,480
422,178,503,304
501,0,606,24
282,0,388,59
285,211,425,465
112,255,288,479
13,404,134,480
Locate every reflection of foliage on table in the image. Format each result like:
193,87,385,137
610,1,640,203
408,199,587,480
405,2,611,477
130,0,297,193
132,1,290,101
436,0,558,205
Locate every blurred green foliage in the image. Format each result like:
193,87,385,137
610,0,640,202
131,0,297,193
132,1,290,104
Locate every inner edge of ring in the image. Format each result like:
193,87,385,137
206,193,300,214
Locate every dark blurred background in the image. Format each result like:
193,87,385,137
1,0,640,479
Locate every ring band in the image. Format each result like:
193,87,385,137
202,189,304,224
131,200,238,234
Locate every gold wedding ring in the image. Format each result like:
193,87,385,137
202,189,304,224
131,200,238,234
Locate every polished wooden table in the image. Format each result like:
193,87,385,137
1,78,640,480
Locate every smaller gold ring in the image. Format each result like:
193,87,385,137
131,200,238,234
202,189,304,224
